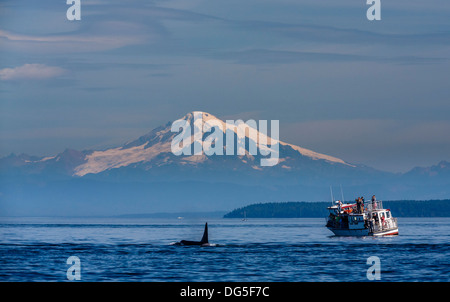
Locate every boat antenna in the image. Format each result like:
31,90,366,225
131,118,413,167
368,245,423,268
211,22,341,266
340,184,345,203
330,186,334,205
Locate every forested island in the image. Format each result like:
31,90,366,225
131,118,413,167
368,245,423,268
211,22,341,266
224,200,450,218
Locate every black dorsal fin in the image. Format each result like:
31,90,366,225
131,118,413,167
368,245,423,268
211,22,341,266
200,222,208,243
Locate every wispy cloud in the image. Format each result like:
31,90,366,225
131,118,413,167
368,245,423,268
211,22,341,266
0,63,66,81
235,21,450,46
211,48,446,65
0,22,149,54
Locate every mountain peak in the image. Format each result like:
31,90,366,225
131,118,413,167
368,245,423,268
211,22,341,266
3,111,353,176
178,111,221,124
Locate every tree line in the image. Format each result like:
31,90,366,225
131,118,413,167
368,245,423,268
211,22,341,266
223,200,450,218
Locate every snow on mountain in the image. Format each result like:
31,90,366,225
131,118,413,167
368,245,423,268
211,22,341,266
71,111,353,176
281,142,352,166
73,142,172,176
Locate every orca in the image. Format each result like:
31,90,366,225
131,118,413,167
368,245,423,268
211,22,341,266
176,222,210,246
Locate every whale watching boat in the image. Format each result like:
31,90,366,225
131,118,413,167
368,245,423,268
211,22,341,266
326,196,398,236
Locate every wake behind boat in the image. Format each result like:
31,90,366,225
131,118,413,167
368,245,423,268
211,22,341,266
325,196,399,236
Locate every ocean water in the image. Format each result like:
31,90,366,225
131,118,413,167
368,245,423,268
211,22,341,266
0,217,449,282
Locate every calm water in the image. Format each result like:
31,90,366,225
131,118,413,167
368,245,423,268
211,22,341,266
0,217,449,282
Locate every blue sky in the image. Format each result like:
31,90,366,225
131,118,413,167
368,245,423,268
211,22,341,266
0,0,449,172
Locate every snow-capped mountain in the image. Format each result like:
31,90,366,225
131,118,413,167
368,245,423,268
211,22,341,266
1,111,449,216
2,111,355,178
70,111,352,177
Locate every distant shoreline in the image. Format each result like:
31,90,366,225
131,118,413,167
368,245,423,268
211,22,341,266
223,200,450,218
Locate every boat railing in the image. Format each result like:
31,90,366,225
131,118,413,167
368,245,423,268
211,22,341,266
370,217,397,233
366,200,383,212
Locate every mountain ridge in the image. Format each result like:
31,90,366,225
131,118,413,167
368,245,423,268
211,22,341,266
1,111,356,177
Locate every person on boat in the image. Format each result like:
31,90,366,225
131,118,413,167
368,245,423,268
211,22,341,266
371,195,377,210
336,200,342,213
381,215,386,228
361,197,365,213
372,213,378,225
356,197,363,214
368,217,374,233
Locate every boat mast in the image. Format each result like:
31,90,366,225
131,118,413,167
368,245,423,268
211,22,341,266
330,186,334,206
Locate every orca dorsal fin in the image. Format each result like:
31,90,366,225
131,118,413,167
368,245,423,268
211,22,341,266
200,222,208,244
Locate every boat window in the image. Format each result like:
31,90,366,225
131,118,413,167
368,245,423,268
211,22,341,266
386,212,391,218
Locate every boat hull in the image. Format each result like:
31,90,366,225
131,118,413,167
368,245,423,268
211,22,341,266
372,228,398,236
327,227,398,237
